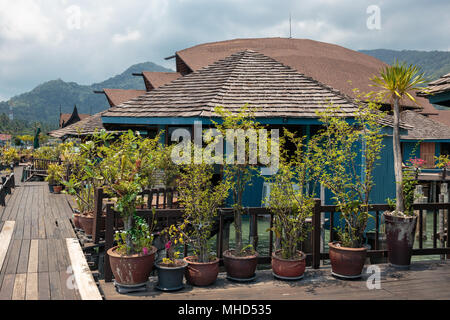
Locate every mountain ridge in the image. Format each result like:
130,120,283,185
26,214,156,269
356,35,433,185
0,61,173,127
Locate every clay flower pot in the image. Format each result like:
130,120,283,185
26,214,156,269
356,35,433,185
155,260,188,291
184,256,220,286
328,242,367,279
107,246,157,286
78,214,105,236
271,250,306,280
73,213,82,229
53,185,63,194
384,212,418,268
223,249,258,282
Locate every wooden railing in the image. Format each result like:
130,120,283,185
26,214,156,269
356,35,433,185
91,187,179,244
312,201,450,268
95,196,450,283
22,158,75,182
0,173,15,206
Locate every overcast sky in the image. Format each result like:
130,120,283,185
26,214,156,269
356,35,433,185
0,0,449,101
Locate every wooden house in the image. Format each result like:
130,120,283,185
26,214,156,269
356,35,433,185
100,47,411,206
49,89,145,140
59,105,90,128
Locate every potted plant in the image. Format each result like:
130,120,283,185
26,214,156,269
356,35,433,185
371,62,427,269
154,223,188,291
96,130,162,287
177,152,231,286
45,163,65,193
1,146,20,167
63,139,104,236
313,98,385,278
213,106,261,282
266,131,317,280
384,163,419,268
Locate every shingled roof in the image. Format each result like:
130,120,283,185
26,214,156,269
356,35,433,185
400,110,450,140
49,112,106,139
142,72,182,91
103,49,361,119
428,109,450,127
175,38,436,115
103,89,147,107
418,73,450,97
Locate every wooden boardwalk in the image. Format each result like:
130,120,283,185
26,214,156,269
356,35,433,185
100,260,450,300
0,167,101,300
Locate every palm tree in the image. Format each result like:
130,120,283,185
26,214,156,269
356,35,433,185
371,60,427,214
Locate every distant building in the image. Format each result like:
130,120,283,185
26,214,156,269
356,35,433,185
59,105,90,128
0,134,12,146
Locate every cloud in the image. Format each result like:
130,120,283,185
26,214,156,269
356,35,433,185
112,29,141,45
0,0,449,101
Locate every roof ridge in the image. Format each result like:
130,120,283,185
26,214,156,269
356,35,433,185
207,49,358,114
203,50,261,116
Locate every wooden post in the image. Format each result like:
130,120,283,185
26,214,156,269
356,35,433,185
312,199,321,269
415,185,427,241
104,203,115,283
250,212,258,250
439,183,447,260
92,188,104,244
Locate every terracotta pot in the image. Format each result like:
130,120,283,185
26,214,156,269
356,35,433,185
53,185,63,194
107,246,157,286
223,249,259,281
328,242,367,278
155,260,188,291
184,256,220,286
78,214,105,236
73,213,82,229
271,250,306,280
384,212,418,268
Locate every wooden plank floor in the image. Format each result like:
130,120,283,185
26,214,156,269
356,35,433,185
100,260,450,300
0,167,88,300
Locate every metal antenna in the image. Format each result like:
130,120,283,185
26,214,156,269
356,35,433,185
289,13,292,38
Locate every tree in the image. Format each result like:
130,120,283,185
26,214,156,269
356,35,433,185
370,61,427,214
312,99,385,248
213,105,263,255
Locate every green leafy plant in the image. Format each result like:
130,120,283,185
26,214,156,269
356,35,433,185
92,129,164,255
266,130,317,259
312,96,385,248
177,145,231,263
45,163,65,186
160,223,187,266
1,146,20,165
435,154,450,169
213,105,265,257
62,135,105,215
114,215,155,256
371,61,427,214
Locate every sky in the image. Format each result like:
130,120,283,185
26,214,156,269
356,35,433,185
0,0,449,101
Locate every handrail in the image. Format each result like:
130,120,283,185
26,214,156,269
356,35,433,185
89,190,450,283
0,173,15,207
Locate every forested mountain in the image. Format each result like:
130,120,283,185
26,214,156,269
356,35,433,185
360,49,450,81
0,62,172,128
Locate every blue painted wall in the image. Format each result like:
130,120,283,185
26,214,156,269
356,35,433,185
402,142,420,164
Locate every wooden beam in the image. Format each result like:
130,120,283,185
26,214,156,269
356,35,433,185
65,238,102,300
0,221,15,271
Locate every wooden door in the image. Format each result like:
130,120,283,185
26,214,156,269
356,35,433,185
420,142,436,168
